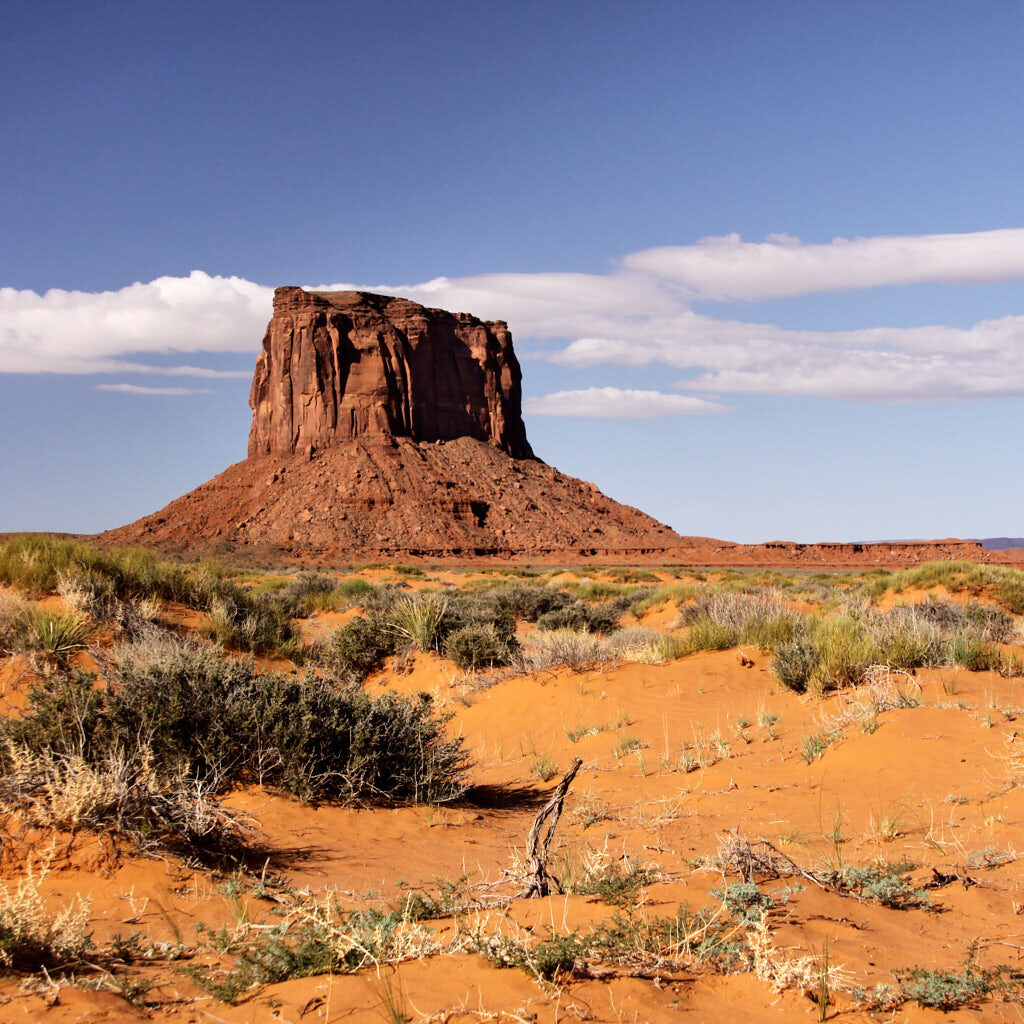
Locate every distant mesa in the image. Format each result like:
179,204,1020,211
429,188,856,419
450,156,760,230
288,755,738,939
102,287,687,562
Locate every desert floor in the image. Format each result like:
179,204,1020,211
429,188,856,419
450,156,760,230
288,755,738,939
0,556,1022,1023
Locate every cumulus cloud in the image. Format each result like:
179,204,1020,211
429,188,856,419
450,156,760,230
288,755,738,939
0,270,271,375
5,227,1024,405
95,384,214,395
524,388,729,418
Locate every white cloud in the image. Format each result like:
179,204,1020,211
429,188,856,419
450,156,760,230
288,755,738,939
5,227,1024,405
622,228,1024,301
0,270,271,375
95,384,214,395
550,312,1024,401
524,388,729,418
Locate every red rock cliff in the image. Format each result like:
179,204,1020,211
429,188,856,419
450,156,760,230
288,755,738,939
248,287,534,459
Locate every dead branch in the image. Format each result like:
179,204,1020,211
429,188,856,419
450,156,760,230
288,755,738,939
522,757,583,897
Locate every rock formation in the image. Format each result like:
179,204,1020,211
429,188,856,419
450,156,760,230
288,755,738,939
248,288,533,460
102,288,688,562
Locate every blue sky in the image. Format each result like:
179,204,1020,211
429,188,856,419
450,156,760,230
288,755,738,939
3,0,1024,543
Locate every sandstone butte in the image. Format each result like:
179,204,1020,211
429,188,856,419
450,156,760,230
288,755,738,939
101,286,1016,568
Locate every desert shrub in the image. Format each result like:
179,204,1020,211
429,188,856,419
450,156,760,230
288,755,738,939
681,615,737,653
565,856,652,907
443,623,512,672
536,601,619,635
306,577,377,613
838,862,931,910
962,602,1015,640
519,629,613,671
872,561,1024,616
391,563,426,577
354,583,404,617
866,611,943,670
907,598,1014,642
3,671,103,758
0,535,194,606
603,588,656,616
520,627,679,671
898,960,1022,1010
770,636,819,693
0,745,250,858
489,583,571,622
946,636,1001,672
607,628,682,664
872,628,938,670
191,901,446,999
3,632,467,804
603,569,660,584
322,615,398,681
0,590,28,652
445,592,519,650
205,588,302,658
995,578,1024,615
806,616,875,691
677,591,788,634
251,679,467,802
274,573,338,617
56,566,120,618
739,612,800,652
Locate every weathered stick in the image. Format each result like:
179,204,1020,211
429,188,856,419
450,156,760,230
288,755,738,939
522,756,583,897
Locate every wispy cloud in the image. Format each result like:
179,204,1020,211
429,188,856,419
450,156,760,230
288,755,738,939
5,228,1024,404
622,228,1024,301
95,384,215,395
525,387,728,417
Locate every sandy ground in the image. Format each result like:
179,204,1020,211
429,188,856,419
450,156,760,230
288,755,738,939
0,572,1022,1023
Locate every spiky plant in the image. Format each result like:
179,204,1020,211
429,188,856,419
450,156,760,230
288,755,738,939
389,594,450,652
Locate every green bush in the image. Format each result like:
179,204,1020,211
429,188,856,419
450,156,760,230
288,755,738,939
206,589,303,658
681,615,737,653
491,584,572,622
3,631,467,804
807,616,874,691
324,615,398,681
946,636,1001,672
739,612,799,652
899,960,1021,1010
443,623,512,672
274,573,338,617
536,601,619,635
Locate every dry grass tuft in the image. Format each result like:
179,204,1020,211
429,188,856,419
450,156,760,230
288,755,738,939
0,856,91,969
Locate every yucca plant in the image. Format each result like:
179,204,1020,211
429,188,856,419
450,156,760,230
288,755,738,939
25,609,93,664
389,594,450,652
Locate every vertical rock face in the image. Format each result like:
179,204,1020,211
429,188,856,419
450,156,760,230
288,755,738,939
247,287,534,459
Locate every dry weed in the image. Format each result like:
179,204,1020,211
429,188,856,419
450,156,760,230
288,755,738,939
747,919,852,996
0,855,91,968
0,742,251,854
